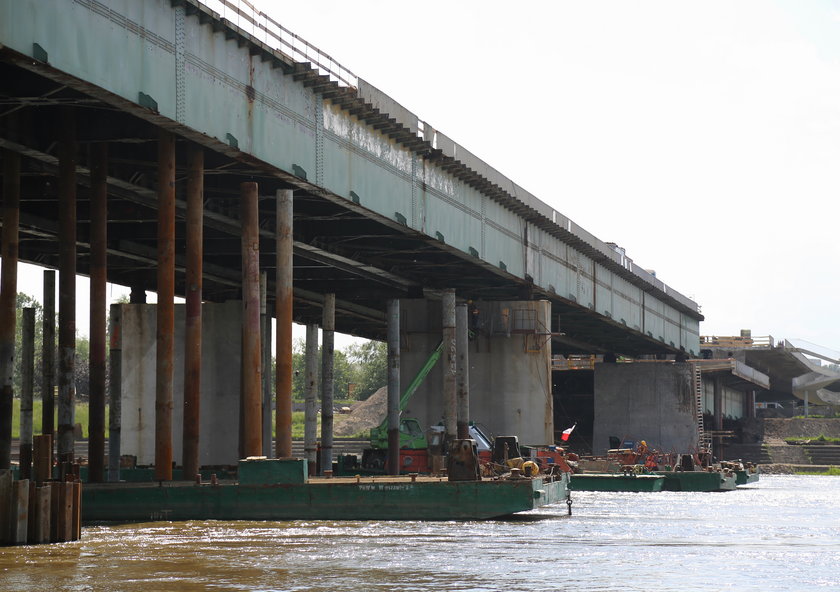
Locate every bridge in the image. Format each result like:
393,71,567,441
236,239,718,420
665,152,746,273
0,0,703,476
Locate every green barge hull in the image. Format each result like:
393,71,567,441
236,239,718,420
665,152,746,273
570,473,665,492
83,459,570,522
657,471,737,492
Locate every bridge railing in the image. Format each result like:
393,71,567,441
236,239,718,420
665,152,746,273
198,0,359,88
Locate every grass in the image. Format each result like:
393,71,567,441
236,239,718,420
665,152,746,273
795,466,840,476
785,434,840,445
10,400,369,440
11,399,95,439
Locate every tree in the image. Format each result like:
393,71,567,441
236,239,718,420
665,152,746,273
290,338,355,402
346,340,387,401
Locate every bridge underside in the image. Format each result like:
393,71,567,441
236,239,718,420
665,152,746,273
1,50,677,356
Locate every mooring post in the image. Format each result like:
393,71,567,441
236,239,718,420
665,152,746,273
20,308,35,480
42,269,55,436
261,272,272,457
442,289,457,441
241,181,263,458
275,189,293,459
88,142,108,483
182,144,203,479
155,130,175,481
108,304,122,482
304,324,319,475
386,299,401,476
57,113,77,463
320,293,335,474
456,303,470,439
0,150,20,470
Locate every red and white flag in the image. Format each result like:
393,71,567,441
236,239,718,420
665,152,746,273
560,423,576,442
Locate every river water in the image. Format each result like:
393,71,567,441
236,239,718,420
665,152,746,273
2,475,838,592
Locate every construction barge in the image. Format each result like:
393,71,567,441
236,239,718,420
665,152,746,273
82,458,571,522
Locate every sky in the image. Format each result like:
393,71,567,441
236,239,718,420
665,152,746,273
249,0,840,355
10,0,840,356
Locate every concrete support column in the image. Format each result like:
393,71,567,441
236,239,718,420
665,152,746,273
108,304,122,482
88,142,107,483
456,303,470,439
182,145,203,478
260,272,272,457
154,130,176,481
41,270,55,436
275,189,293,458
240,181,262,458
0,150,20,470
57,115,77,462
304,324,318,475
442,289,457,440
386,299,400,476
320,293,335,474
20,307,35,480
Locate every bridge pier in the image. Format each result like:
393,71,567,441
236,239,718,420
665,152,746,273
182,144,204,479
0,150,19,470
320,293,335,474
401,299,553,447
57,112,77,464
155,130,176,481
275,189,294,459
88,142,108,483
240,181,262,459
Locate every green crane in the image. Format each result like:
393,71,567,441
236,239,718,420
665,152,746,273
368,340,445,450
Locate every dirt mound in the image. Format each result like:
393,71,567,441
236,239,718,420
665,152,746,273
334,386,387,437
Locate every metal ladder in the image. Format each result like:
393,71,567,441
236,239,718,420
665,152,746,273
692,363,712,453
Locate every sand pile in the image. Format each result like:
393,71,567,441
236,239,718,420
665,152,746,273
334,386,387,437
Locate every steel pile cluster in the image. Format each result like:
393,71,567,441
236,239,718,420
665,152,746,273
0,434,82,546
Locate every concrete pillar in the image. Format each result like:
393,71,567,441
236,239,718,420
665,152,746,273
261,272,272,457
386,299,400,476
240,182,262,458
320,293,335,474
275,189,293,458
20,308,35,480
57,114,77,462
182,144,203,478
130,284,146,303
88,142,107,483
0,149,20,470
108,304,122,482
41,270,55,436
155,130,176,481
456,303,470,439
713,375,723,431
442,290,457,440
304,324,318,475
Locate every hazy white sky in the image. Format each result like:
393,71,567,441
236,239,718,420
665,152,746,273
11,1,840,355
251,0,840,353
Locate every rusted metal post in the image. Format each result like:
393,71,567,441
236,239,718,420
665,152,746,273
0,149,20,470
442,289,457,440
260,272,272,457
182,144,203,478
20,307,35,480
275,189,293,458
304,324,318,475
42,270,55,436
241,181,263,459
155,130,175,481
386,299,400,476
320,293,335,474
456,303,470,439
57,115,77,462
88,142,108,483
108,304,122,482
